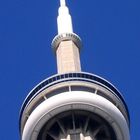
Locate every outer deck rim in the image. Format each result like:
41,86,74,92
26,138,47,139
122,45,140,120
19,72,130,133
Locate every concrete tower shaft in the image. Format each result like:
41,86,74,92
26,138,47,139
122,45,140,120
56,40,81,73
52,33,82,74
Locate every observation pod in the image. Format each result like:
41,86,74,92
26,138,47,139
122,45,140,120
20,72,130,140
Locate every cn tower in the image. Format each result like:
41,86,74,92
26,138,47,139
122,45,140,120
19,0,130,140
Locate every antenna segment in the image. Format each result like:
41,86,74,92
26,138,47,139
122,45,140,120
57,0,73,34
60,0,66,6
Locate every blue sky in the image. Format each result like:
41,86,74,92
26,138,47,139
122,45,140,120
0,0,139,139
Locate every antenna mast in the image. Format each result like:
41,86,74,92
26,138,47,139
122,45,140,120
57,0,73,34
60,0,66,6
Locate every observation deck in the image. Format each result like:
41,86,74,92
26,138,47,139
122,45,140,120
20,72,130,140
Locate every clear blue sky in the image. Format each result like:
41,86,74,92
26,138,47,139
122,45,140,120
0,0,139,139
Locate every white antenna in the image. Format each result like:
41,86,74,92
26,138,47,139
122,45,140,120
60,0,66,6
57,0,73,34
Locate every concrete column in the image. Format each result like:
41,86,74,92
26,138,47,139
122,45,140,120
56,40,81,74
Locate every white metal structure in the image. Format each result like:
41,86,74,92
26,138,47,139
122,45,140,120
57,0,73,34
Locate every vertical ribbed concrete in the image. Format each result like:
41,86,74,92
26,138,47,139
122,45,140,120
56,40,81,74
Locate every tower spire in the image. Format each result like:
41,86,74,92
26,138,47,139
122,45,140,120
60,0,66,6
57,0,73,34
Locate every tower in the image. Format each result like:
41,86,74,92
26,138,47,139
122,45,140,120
19,0,130,140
